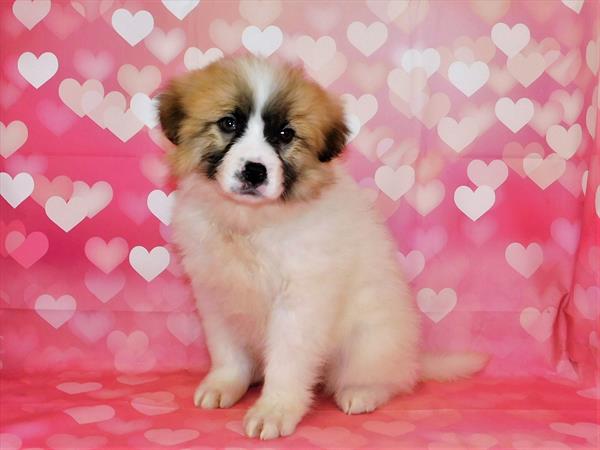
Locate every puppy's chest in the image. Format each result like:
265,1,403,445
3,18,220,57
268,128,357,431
190,223,285,298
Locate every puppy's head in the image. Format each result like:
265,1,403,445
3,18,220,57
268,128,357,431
158,56,349,204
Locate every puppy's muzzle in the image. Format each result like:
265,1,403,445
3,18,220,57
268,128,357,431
240,161,268,188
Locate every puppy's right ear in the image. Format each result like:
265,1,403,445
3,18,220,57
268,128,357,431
158,83,186,145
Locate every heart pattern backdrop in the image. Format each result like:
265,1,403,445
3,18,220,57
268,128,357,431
0,0,599,447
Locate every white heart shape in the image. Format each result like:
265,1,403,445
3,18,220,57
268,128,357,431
396,250,425,282
103,107,144,142
520,307,556,342
546,124,582,159
401,48,440,77
112,9,154,46
437,117,479,152
448,61,490,97
241,25,283,57
417,288,457,323
145,27,186,64
561,0,585,14
147,189,175,225
129,246,170,281
131,93,159,129
346,21,388,57
405,180,445,216
17,52,58,88
374,165,415,201
12,0,51,30
491,23,530,58
0,120,29,158
64,405,115,424
161,0,200,20
495,97,534,133
166,313,201,346
505,243,543,278
45,196,87,232
183,47,224,71
35,294,76,328
342,94,378,126
0,171,34,208
295,35,337,71
467,160,508,190
453,185,495,221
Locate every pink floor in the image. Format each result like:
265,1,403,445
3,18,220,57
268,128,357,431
1,372,598,449
2,0,600,448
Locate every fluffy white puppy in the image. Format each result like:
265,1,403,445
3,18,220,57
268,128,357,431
158,56,487,440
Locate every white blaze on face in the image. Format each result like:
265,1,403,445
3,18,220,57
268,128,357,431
216,60,284,203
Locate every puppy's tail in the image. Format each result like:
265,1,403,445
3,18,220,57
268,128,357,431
419,351,489,382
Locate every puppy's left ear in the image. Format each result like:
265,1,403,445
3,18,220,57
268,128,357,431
158,83,186,145
318,117,350,163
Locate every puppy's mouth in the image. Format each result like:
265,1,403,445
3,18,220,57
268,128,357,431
236,186,261,197
224,183,275,205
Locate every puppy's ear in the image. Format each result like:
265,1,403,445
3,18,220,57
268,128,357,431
158,83,186,145
318,117,350,163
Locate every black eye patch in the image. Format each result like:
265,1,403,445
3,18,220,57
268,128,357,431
262,99,293,149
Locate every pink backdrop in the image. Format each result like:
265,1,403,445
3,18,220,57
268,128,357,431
1,0,599,448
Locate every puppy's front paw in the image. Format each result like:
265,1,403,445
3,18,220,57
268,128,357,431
194,371,248,409
243,396,306,440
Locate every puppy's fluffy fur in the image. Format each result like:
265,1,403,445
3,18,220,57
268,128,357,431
159,56,487,440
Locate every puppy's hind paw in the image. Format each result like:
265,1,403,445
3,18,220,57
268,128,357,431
335,385,390,415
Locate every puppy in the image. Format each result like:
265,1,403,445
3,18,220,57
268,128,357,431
158,56,487,440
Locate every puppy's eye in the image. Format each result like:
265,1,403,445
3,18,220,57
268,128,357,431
279,127,295,144
218,116,237,133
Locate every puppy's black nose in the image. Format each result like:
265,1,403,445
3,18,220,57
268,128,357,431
241,161,267,187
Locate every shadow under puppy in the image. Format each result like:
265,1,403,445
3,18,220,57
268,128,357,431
158,55,487,440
